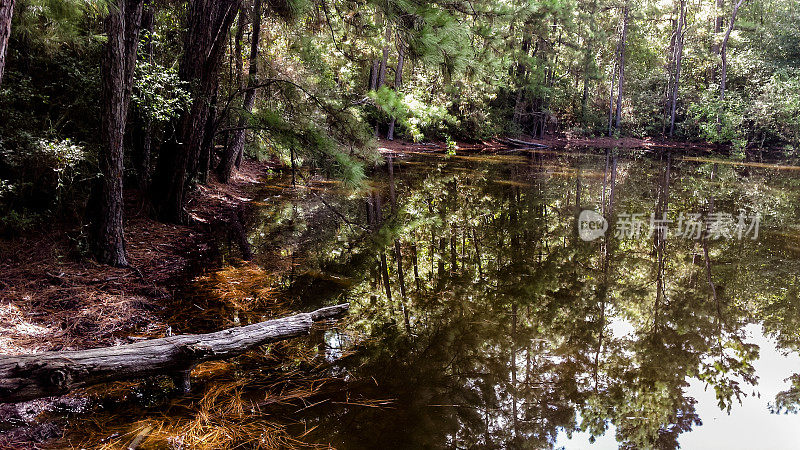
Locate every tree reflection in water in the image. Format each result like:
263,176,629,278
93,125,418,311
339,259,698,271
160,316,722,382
245,151,800,449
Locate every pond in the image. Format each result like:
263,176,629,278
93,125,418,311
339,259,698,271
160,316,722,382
49,148,800,449
225,148,800,449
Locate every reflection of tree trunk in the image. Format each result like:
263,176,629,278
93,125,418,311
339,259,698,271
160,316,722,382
472,228,483,279
601,150,610,214
388,157,396,213
438,238,446,279
593,156,617,390
365,197,374,229
653,153,671,333
380,251,392,303
394,243,406,300
450,227,458,273
610,164,619,204
411,242,420,291
703,164,724,355
395,241,409,332
511,303,519,438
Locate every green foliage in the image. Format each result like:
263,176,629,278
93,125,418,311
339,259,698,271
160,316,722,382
12,0,109,51
686,90,746,144
0,134,95,232
131,61,192,123
370,86,458,142
771,374,800,414
444,135,457,155
748,71,800,146
249,106,367,187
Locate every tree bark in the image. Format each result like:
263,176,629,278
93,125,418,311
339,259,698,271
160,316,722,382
387,37,404,141
370,59,379,91
720,0,747,101
150,0,239,223
94,0,144,267
0,0,14,87
607,56,618,136
614,4,629,131
0,304,349,403
136,2,155,190
218,0,262,183
198,86,218,184
580,0,598,124
668,0,686,137
712,0,724,56
374,22,391,136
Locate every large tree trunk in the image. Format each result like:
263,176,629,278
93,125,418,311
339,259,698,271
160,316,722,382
668,0,686,137
0,304,349,403
94,0,144,267
0,0,13,86
613,4,629,131
150,0,239,223
218,0,262,183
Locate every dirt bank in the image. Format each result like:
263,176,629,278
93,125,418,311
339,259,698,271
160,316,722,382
0,160,273,357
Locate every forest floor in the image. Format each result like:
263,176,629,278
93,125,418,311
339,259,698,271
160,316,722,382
0,160,275,357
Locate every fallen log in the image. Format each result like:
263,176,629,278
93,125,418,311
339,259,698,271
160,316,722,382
496,136,549,149
0,304,349,403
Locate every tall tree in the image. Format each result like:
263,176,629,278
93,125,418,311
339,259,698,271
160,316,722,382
387,29,404,141
150,0,239,223
580,0,598,124
0,0,13,86
135,0,155,189
94,0,145,266
668,0,687,137
613,3,630,132
218,0,263,183
720,0,747,100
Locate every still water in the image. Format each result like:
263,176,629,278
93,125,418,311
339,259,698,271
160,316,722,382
227,149,800,449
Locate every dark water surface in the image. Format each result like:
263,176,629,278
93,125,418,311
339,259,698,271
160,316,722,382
236,150,800,449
